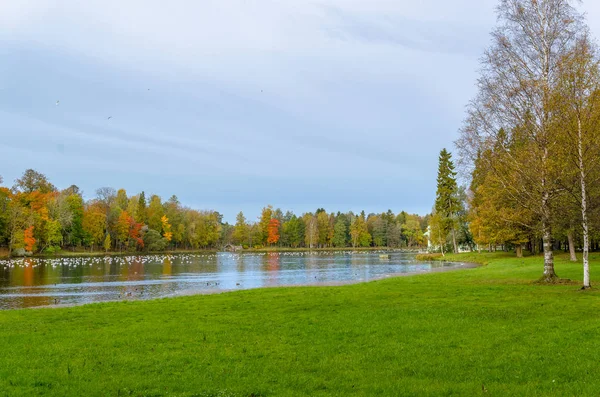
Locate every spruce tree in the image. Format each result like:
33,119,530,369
434,148,459,253
137,192,147,224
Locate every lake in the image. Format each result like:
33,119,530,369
0,251,468,310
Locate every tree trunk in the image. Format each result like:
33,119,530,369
541,220,557,282
451,227,458,254
578,117,590,289
567,231,577,262
516,244,523,258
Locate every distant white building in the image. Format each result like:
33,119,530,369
424,225,432,249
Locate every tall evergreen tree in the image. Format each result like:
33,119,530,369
332,217,348,247
137,192,148,224
434,148,460,253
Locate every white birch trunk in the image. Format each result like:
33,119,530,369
578,117,590,288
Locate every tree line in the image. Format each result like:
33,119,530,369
430,0,600,288
0,169,428,256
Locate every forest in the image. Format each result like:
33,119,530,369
0,169,428,256
427,0,600,287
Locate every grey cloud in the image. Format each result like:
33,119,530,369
319,5,489,56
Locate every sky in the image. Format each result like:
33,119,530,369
2,0,600,223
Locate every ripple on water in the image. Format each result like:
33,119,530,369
0,251,462,309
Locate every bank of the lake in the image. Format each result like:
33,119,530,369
1,252,599,396
0,246,421,260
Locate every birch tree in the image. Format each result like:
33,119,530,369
554,34,600,288
457,0,586,282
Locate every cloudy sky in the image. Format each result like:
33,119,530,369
2,0,600,222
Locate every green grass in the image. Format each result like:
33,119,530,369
1,252,600,396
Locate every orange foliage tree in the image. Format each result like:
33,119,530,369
129,217,144,249
116,210,131,248
24,226,36,252
267,218,280,245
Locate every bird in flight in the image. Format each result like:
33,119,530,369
107,116,112,120
56,100,60,106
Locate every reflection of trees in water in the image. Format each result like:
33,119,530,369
23,258,34,287
104,257,112,277
267,253,280,271
162,257,172,276
129,257,144,281
265,253,280,286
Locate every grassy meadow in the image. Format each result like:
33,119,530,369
1,252,600,396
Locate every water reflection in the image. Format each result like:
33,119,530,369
0,251,464,309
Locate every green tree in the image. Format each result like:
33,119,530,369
258,205,273,245
103,233,111,252
137,192,148,224
143,229,168,251
303,213,318,248
233,212,249,246
66,194,84,247
13,169,56,193
350,211,371,248
282,215,304,248
434,149,460,253
116,189,128,211
147,195,164,231
317,211,330,248
457,0,588,281
332,217,348,247
44,219,62,252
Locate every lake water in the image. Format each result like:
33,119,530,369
0,251,467,310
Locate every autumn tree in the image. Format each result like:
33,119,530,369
161,215,173,242
403,214,424,248
350,211,371,248
233,212,249,246
457,0,587,281
267,218,281,245
103,233,112,252
554,35,600,288
303,213,318,248
13,169,55,194
83,203,106,250
23,226,36,253
116,210,131,250
0,186,10,247
317,211,331,248
258,205,273,245
116,189,128,211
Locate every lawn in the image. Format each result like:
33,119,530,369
0,252,599,396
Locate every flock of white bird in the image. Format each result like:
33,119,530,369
0,250,397,270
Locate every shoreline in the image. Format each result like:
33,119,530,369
21,261,478,311
0,246,425,261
